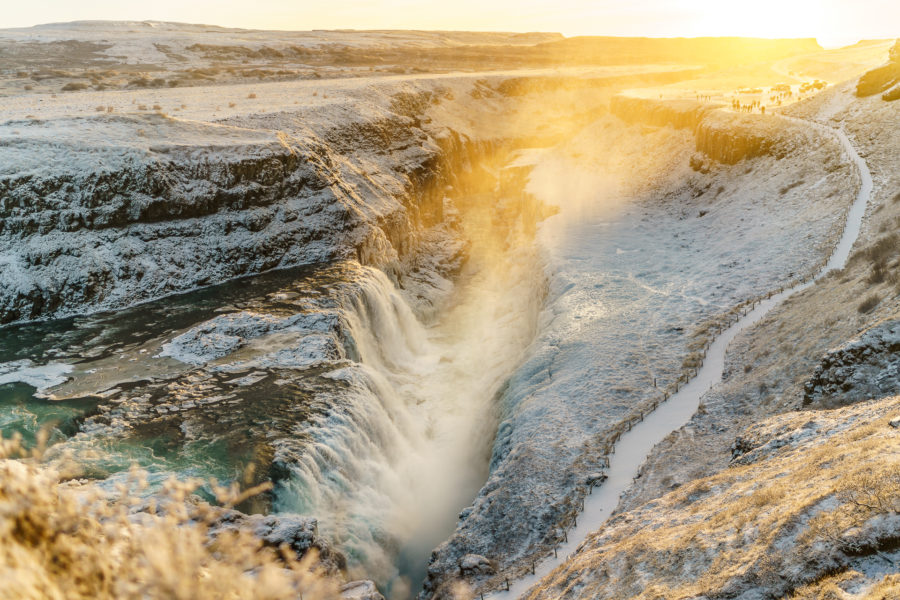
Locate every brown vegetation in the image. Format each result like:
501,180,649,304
856,40,900,99
526,398,900,600
0,435,337,600
858,293,881,313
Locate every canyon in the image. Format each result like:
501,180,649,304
0,22,898,600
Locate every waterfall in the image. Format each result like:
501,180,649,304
275,230,546,598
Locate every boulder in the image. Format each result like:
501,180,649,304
340,580,385,600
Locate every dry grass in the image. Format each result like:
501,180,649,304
858,293,881,313
790,572,900,599
526,397,900,600
0,433,338,600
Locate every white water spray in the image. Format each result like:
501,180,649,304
277,210,547,597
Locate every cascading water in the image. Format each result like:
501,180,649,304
275,197,548,598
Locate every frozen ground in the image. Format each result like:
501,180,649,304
0,21,564,96
525,51,900,600
526,394,900,599
498,93,876,598
617,77,900,516
424,100,857,596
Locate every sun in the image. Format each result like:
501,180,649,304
684,0,828,41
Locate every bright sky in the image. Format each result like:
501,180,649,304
3,0,898,48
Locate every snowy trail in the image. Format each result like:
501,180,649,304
496,115,873,599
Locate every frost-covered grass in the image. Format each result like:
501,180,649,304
525,396,900,600
580,78,900,600
620,81,900,512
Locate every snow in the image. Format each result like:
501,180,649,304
0,21,562,63
0,359,73,391
407,104,858,595
804,319,900,407
525,394,900,600
498,106,875,598
341,579,385,600
780,115,874,274
158,310,342,366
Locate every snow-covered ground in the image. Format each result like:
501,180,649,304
510,58,900,600
424,105,857,596
499,99,876,598
525,392,900,599
613,73,900,518
0,20,562,61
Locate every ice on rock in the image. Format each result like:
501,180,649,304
0,359,73,392
340,580,386,600
158,310,342,365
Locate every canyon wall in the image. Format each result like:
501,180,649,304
610,95,809,164
0,74,622,325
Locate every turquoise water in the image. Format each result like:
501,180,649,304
0,262,337,490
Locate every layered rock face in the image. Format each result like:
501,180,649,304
0,85,471,325
804,319,900,408
609,95,810,164
0,116,355,323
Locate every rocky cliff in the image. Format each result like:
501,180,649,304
0,98,451,324
0,73,624,326
856,39,900,101
609,95,813,164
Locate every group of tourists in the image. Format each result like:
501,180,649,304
731,98,765,113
